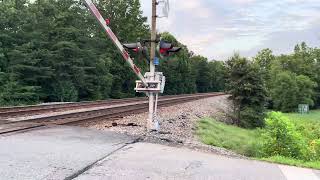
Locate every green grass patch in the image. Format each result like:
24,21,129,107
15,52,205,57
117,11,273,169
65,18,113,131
196,118,259,155
284,110,320,140
196,115,320,169
284,110,320,122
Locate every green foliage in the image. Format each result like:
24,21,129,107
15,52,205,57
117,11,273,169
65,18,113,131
190,56,211,93
257,111,320,162
0,1,226,106
225,54,267,128
271,71,299,112
197,113,320,169
2,0,319,113
0,76,39,106
271,71,317,112
269,42,319,110
284,110,320,161
254,48,275,72
52,81,78,102
296,75,317,106
259,112,305,158
159,33,225,95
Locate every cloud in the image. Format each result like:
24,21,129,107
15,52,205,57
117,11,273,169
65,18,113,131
241,22,320,58
140,0,320,60
231,0,256,5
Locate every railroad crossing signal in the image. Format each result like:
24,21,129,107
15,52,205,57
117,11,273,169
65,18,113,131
157,40,181,58
123,41,150,62
83,0,179,131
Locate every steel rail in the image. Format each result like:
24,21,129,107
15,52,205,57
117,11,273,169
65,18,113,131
0,93,225,135
0,93,218,118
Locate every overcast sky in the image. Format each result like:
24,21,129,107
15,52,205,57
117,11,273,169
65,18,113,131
140,0,320,60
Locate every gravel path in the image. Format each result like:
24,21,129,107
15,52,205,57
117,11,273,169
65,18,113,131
80,95,245,158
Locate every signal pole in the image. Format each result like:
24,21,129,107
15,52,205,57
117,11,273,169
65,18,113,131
148,0,158,130
83,0,178,132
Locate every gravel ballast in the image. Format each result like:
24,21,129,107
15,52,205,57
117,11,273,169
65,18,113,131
79,95,245,158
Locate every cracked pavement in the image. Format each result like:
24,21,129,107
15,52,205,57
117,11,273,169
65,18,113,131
0,126,319,180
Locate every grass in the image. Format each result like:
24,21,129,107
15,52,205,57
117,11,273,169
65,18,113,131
196,115,320,169
284,110,320,122
284,110,320,140
196,118,258,155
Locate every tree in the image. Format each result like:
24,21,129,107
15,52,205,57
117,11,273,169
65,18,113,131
159,32,197,95
271,71,299,112
254,48,275,90
296,75,317,107
0,74,39,105
190,55,211,93
97,0,149,98
0,0,148,105
208,61,226,92
269,43,319,110
225,54,267,128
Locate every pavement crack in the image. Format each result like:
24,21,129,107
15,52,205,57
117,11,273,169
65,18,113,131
64,137,139,180
184,161,202,170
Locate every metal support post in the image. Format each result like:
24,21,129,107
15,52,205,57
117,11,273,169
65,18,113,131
148,0,158,131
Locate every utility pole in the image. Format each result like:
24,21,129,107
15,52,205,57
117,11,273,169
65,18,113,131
148,0,158,130
84,0,179,132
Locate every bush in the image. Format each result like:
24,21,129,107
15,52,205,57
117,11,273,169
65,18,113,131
306,139,320,161
259,112,305,158
240,107,265,128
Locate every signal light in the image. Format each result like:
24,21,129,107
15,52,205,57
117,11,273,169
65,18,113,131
157,40,181,58
123,42,149,62
123,42,143,52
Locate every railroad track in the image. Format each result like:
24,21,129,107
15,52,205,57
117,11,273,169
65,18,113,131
0,97,146,118
0,93,225,135
0,93,217,119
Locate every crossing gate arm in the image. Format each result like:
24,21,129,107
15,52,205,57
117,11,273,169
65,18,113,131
83,0,148,87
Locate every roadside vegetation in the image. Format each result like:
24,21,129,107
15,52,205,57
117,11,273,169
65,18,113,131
197,110,320,169
206,43,320,169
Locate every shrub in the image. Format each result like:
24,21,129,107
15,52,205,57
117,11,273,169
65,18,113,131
259,112,306,158
305,139,320,161
239,107,265,128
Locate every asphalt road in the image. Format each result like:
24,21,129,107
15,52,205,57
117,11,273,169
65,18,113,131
0,126,319,180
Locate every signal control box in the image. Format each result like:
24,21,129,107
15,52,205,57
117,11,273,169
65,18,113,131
135,72,165,93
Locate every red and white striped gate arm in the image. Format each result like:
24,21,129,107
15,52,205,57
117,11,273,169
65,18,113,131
83,0,148,87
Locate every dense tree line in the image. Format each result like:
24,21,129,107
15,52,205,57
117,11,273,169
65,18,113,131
0,0,224,106
1,0,319,130
226,43,320,128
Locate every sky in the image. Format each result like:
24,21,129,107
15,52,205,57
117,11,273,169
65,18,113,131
140,0,320,60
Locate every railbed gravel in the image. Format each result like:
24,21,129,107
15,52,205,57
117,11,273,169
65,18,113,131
80,95,246,159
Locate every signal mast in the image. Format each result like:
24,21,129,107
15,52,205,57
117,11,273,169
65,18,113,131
83,0,180,131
